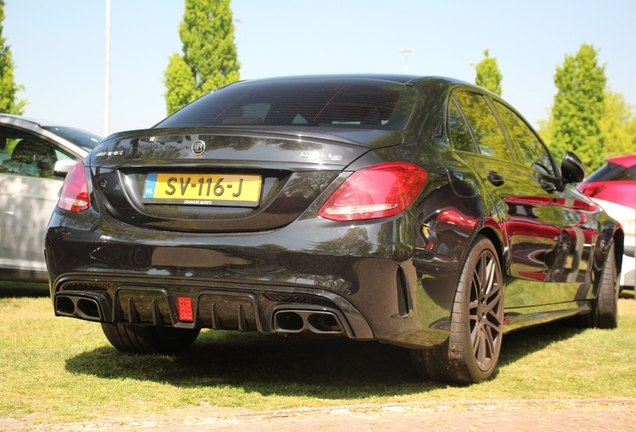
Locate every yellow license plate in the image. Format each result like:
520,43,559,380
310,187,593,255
142,173,262,207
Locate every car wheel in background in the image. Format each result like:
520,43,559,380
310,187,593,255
101,322,201,354
410,235,504,384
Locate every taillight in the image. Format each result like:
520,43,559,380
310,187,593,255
318,162,427,221
57,161,90,212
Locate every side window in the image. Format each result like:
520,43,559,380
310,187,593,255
447,99,477,152
494,101,555,176
624,166,636,179
0,127,72,179
453,92,513,161
610,165,636,181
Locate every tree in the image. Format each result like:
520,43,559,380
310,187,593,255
550,44,606,171
601,88,636,157
0,0,27,115
539,89,636,164
536,109,553,149
164,0,240,115
473,49,503,96
164,53,196,115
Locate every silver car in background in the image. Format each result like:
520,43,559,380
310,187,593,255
0,114,101,282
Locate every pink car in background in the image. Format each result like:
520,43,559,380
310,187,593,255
578,154,636,289
578,154,636,208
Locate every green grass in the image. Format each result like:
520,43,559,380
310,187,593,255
0,293,635,424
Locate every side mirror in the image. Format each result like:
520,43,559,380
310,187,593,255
561,151,586,183
53,159,78,178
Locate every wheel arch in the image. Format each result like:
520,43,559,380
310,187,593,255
474,225,506,274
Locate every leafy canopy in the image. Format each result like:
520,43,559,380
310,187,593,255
164,0,240,115
550,43,606,171
601,88,636,158
538,89,636,162
473,49,503,96
0,0,27,115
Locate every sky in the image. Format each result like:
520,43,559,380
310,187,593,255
4,0,636,138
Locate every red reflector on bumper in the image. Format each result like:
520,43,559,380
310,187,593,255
178,297,194,322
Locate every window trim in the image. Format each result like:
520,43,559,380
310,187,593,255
488,96,561,179
448,96,479,153
447,90,516,162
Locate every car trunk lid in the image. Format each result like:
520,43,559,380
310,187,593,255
88,127,400,232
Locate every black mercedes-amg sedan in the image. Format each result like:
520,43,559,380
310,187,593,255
45,75,623,384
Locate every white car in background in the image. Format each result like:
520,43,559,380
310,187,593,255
593,198,634,289
0,114,101,282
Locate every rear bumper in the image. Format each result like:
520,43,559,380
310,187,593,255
52,276,374,339
45,205,459,348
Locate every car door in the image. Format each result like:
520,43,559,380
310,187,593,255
448,90,560,307
492,100,598,304
0,127,75,280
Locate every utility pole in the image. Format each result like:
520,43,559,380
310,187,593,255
104,0,111,136
397,48,412,74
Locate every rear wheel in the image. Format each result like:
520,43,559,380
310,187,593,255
410,235,504,384
577,243,619,329
101,323,200,354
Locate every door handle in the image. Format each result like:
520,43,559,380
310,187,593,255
487,171,505,187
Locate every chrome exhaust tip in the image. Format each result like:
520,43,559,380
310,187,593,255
274,309,344,334
55,294,107,322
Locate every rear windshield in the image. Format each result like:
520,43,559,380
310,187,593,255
586,162,636,182
155,79,417,130
43,126,102,151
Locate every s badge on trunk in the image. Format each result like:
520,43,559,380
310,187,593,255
191,140,206,156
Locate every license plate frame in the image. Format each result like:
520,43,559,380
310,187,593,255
142,173,262,207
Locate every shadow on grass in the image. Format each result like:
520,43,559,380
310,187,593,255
64,318,587,398
497,319,584,368
66,334,436,399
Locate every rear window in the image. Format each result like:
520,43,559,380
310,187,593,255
155,79,417,131
43,126,102,151
586,162,636,182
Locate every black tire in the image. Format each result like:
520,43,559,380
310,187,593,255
577,243,619,329
410,235,504,384
101,323,200,354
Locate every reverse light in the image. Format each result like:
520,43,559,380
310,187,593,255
319,162,427,221
57,161,91,212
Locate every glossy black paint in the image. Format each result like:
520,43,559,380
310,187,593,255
45,76,622,351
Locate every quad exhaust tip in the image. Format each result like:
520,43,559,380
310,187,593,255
55,294,104,322
274,310,344,334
